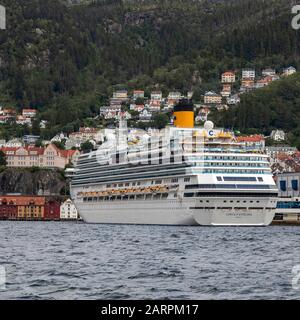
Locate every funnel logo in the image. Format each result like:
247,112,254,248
0,5,5,30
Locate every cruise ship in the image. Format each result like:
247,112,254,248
71,100,278,226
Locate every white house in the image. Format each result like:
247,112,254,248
242,68,255,79
227,94,240,105
204,91,222,104
22,109,37,118
262,68,276,77
282,66,296,77
51,133,67,143
60,199,78,220
168,92,181,100
139,109,152,121
270,130,285,142
133,90,145,100
113,90,128,100
221,71,236,83
150,91,163,101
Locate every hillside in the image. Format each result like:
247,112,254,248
0,167,67,195
211,72,300,147
0,0,299,138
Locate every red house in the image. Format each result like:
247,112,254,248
44,200,61,221
0,198,17,220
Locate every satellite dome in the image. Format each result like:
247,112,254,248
204,121,214,130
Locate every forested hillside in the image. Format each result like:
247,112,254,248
212,73,300,148
0,0,299,138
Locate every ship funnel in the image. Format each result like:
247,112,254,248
173,99,194,128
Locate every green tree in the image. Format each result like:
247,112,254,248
53,141,65,150
0,150,7,166
151,113,170,129
80,141,94,151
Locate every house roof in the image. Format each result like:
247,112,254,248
0,144,73,158
284,66,296,71
222,71,235,76
23,109,37,113
60,149,79,157
0,196,46,206
205,91,219,96
237,135,265,143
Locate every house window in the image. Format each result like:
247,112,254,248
292,180,299,191
280,181,287,192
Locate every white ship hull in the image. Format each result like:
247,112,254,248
75,197,276,226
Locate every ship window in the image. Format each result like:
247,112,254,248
162,193,168,199
146,194,152,200
83,197,87,202
184,193,194,197
258,177,263,182
116,196,121,200
153,194,161,200
129,195,135,200
217,177,222,181
93,197,97,202
125,183,130,187
171,178,179,183
132,182,136,186
174,193,178,198
118,183,123,187
104,196,109,201
223,177,257,182
184,178,191,182
137,182,141,186
107,184,111,188
123,195,129,200
155,180,162,184
111,196,116,201
88,197,92,202
136,194,144,200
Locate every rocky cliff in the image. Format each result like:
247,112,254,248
0,168,67,196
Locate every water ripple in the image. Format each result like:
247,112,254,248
0,222,299,299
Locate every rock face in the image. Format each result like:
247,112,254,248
0,168,67,196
